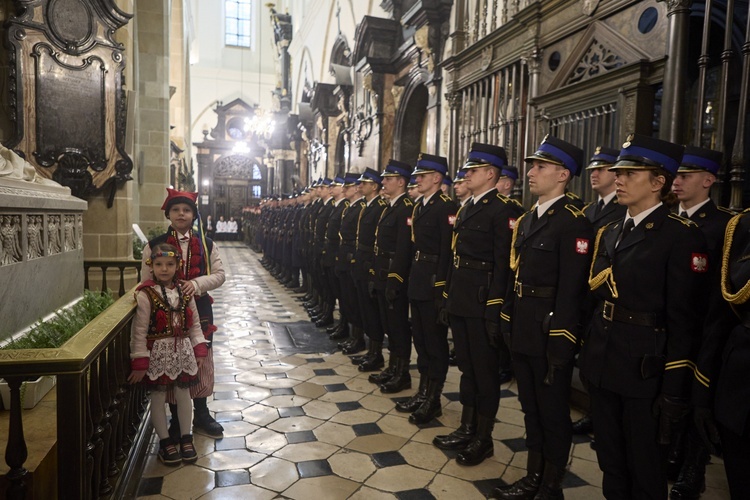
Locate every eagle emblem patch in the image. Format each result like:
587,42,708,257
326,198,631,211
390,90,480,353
576,238,590,254
691,253,708,273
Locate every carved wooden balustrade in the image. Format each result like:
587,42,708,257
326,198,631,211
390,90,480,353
84,260,142,297
0,291,152,499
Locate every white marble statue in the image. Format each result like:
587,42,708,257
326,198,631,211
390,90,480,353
1,215,23,265
27,215,43,259
0,144,59,186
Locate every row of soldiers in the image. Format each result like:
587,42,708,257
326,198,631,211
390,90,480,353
258,134,749,500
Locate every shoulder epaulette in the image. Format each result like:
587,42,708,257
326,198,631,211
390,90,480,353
564,204,586,218
440,193,452,203
359,201,366,208
404,198,414,206
718,206,736,215
583,202,593,210
668,213,698,227
510,198,523,208
344,200,350,207
566,192,582,201
496,193,509,203
378,199,387,206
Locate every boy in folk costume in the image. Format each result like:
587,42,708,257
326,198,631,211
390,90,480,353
141,188,226,438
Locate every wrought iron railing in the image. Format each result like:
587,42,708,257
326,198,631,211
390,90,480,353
0,291,151,499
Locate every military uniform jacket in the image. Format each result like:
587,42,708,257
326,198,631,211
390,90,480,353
322,199,349,267
693,211,749,434
579,205,708,399
336,198,366,273
372,193,414,292
446,190,522,320
353,196,388,282
314,198,334,255
407,193,457,302
583,197,627,230
502,197,594,362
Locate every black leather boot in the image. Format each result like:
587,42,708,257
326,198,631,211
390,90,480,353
670,441,708,500
409,380,443,424
329,323,350,340
494,450,544,499
571,414,593,435
456,414,494,466
380,357,412,394
433,405,477,450
396,376,429,413
532,461,566,500
367,351,394,381
342,327,366,354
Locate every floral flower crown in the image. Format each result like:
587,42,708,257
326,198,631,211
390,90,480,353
146,251,182,265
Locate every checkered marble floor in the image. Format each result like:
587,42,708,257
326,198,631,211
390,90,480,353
135,243,730,499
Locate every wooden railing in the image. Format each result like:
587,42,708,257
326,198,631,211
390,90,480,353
0,291,151,499
84,260,142,297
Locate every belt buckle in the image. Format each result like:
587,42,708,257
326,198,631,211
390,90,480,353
515,281,522,298
374,245,379,256
453,255,460,268
414,250,421,261
603,301,614,321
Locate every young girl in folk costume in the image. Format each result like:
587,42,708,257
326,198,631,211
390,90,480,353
128,244,207,465
141,188,226,438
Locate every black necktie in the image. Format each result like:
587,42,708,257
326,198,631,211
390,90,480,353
616,218,635,247
594,199,605,217
680,211,688,218
531,209,539,225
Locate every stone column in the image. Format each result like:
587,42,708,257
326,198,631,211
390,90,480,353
135,0,171,233
658,0,693,143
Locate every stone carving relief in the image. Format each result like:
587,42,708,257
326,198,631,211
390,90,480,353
392,86,404,111
76,214,83,249
64,214,76,251
48,215,62,255
4,0,133,199
567,39,625,85
581,0,600,16
1,215,23,266
27,215,44,260
414,25,435,72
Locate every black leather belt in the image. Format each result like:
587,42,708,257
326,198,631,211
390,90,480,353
453,255,493,270
374,245,395,258
514,282,556,298
601,300,665,327
414,251,438,263
357,243,374,253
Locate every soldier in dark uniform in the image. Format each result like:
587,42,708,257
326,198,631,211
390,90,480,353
669,146,733,499
447,169,469,368
301,180,323,306
408,175,420,201
573,146,626,438
496,136,594,499
308,179,335,326
395,154,457,424
582,147,627,228
432,143,521,466
495,165,518,197
493,163,523,385
321,176,349,333
369,160,414,393
696,210,750,498
349,169,388,370
578,134,707,500
332,173,366,350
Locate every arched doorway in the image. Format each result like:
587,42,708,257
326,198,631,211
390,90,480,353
394,83,429,165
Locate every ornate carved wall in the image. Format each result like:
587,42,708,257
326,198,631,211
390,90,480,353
3,0,133,199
